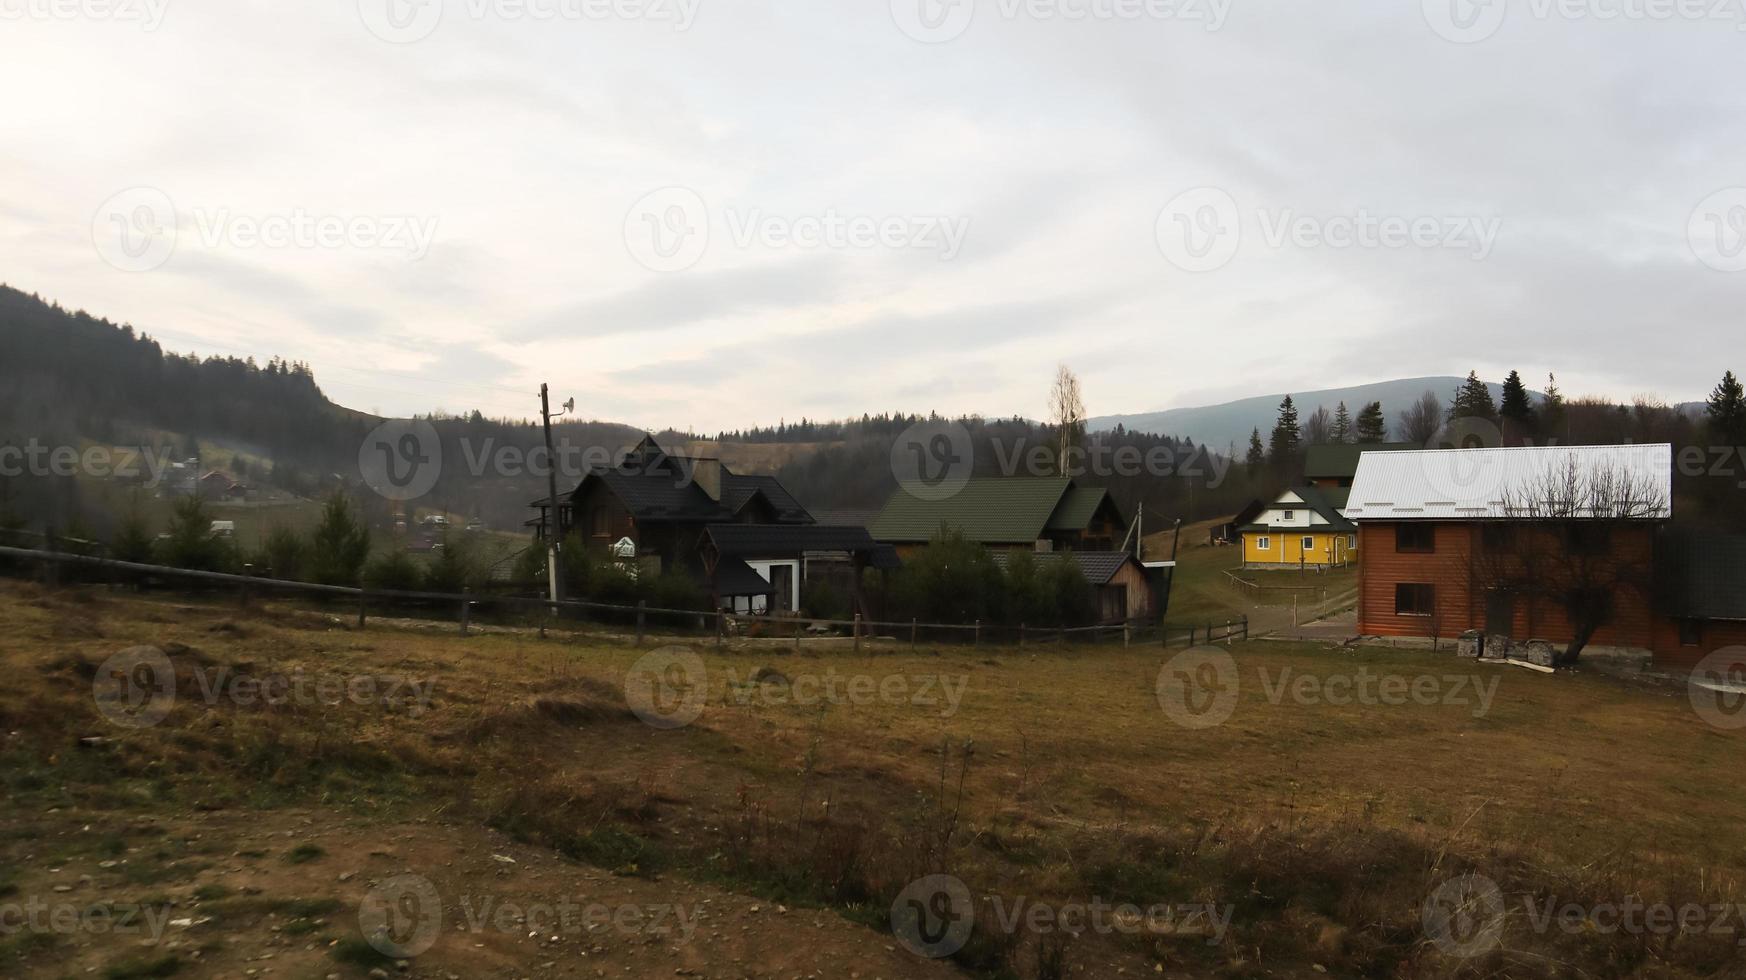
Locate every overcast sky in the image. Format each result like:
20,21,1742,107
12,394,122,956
3,0,1744,429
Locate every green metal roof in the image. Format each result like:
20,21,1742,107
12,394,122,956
870,478,1073,544
1045,486,1109,531
1303,442,1419,481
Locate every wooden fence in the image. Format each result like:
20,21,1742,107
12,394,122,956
0,544,1246,652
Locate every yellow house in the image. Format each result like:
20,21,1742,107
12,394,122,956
1240,487,1358,569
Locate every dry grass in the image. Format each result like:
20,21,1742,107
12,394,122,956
2,578,1743,978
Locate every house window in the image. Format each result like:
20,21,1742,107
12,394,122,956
1348,535,1358,549
1302,536,1316,551
1679,619,1704,647
1282,510,1295,520
1395,583,1436,617
1396,524,1435,554
1256,536,1271,551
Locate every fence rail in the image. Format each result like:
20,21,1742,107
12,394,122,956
0,544,1245,651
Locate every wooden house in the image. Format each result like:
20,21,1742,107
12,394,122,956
867,478,1125,556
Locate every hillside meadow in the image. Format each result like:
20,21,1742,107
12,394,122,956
1,578,1742,978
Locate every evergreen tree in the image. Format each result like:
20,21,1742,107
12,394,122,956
1540,373,1566,442
1245,428,1266,472
110,505,157,565
1448,371,1500,425
1707,370,1746,445
1331,402,1353,444
1499,370,1536,441
307,492,371,586
1355,401,1387,443
1268,396,1301,473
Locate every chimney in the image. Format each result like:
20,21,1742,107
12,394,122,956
693,457,722,501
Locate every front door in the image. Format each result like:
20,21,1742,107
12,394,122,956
769,564,794,613
1485,590,1514,636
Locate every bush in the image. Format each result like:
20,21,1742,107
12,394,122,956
801,577,849,620
306,493,370,586
363,550,424,592
159,496,234,573
260,525,306,581
423,532,478,594
109,508,157,565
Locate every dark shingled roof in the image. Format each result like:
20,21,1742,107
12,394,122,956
531,438,810,524
1658,528,1746,622
713,557,775,598
1303,442,1419,481
869,478,1122,545
988,550,1139,586
812,509,881,529
703,523,879,558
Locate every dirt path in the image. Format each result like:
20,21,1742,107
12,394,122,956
10,807,959,979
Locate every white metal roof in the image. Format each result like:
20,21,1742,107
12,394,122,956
1345,443,1673,521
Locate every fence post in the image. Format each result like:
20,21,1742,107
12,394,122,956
1189,625,1196,646
1123,623,1130,648
853,613,862,654
635,600,646,647
1019,623,1026,648
357,588,368,630
716,610,725,649
239,564,253,608
795,616,802,651
911,618,918,649
1242,616,1249,641
459,588,472,635
973,620,981,647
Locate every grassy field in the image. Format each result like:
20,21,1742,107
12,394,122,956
1150,525,1356,631
1,578,1742,978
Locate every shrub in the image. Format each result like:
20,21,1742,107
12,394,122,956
259,525,306,581
159,496,233,573
363,550,424,592
306,493,370,586
423,532,479,594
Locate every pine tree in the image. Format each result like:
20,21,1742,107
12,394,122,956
1707,370,1746,445
1449,371,1500,424
1245,428,1265,472
1331,402,1353,444
1355,402,1387,443
1540,373,1566,442
1268,396,1301,471
1499,370,1536,441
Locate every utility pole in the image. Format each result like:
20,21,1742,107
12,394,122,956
540,383,569,606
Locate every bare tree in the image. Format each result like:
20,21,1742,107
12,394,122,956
1049,364,1086,476
1303,405,1333,446
1473,456,1667,666
1394,390,1444,444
